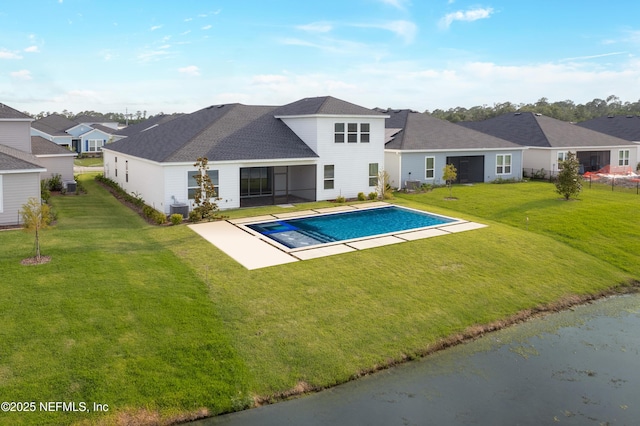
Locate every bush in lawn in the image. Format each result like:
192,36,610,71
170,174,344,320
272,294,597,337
555,151,582,200
47,174,63,192
357,192,366,201
170,213,183,226
368,192,377,200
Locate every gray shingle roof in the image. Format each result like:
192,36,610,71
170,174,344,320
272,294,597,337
459,112,635,148
275,96,385,116
0,144,44,171
32,114,78,135
115,114,183,137
384,109,523,150
105,102,327,163
0,103,31,120
31,136,76,156
87,123,118,135
576,115,640,141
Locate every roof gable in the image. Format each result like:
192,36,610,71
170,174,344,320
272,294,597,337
31,136,76,156
0,144,44,171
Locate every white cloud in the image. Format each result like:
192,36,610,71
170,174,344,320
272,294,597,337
150,25,163,31
179,65,201,77
296,22,333,33
560,52,627,62
378,20,418,43
10,70,32,80
202,25,212,30
0,49,22,59
439,8,494,29
24,45,40,53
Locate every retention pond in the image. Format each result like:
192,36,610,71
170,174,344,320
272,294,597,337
195,294,640,425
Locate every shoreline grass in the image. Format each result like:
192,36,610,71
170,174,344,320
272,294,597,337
0,178,638,424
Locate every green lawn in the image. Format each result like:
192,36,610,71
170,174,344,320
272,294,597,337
0,178,638,425
73,157,104,167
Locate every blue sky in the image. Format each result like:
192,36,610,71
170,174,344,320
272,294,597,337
1,0,639,116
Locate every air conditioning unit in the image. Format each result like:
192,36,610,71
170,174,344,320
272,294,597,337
170,203,189,218
64,180,77,192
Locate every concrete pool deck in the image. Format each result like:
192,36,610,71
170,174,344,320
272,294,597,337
188,203,487,270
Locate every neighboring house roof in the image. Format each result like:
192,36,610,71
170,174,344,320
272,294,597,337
31,136,77,156
0,103,32,120
459,112,635,148
31,114,78,136
86,123,118,135
275,96,385,117
0,144,45,171
105,102,320,163
576,115,640,142
115,114,183,137
74,115,116,124
383,109,523,151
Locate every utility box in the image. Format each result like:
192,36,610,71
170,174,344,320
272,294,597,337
170,203,189,218
64,180,77,193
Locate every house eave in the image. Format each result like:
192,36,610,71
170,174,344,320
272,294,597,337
275,114,389,120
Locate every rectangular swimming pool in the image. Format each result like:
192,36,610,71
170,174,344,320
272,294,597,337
246,205,459,250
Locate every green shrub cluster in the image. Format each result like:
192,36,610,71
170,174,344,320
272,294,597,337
95,175,166,224
357,192,366,201
368,192,377,200
170,213,183,226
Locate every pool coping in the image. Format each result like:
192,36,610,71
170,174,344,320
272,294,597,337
188,202,487,270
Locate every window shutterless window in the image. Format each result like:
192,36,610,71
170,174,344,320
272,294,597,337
87,139,104,152
188,170,219,199
619,150,630,166
425,156,435,179
369,163,378,186
347,123,358,143
334,123,345,143
557,151,567,169
324,165,335,190
496,154,512,175
360,123,370,143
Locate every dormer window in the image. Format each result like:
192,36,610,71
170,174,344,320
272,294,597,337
334,122,371,143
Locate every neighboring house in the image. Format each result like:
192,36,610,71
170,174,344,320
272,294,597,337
102,96,388,213
383,109,525,187
0,103,45,226
31,136,76,182
459,112,639,177
576,115,640,170
31,114,118,154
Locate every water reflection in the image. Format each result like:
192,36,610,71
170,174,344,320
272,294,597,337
195,294,640,425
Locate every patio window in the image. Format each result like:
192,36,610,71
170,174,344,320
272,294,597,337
334,123,345,143
324,165,335,190
618,149,630,166
425,156,435,179
369,163,379,186
360,123,370,143
188,170,219,199
496,154,512,175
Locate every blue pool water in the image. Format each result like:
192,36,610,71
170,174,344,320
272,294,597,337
247,206,456,249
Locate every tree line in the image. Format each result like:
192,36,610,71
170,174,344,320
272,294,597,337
25,109,156,125
427,95,640,123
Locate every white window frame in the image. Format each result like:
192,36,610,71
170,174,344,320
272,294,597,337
335,122,370,143
188,170,219,199
557,151,567,169
87,139,104,152
618,149,630,166
369,163,378,187
496,154,512,175
324,165,334,190
347,123,358,143
425,156,435,179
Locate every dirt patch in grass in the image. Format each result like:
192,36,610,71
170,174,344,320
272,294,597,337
110,407,210,426
20,256,51,265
